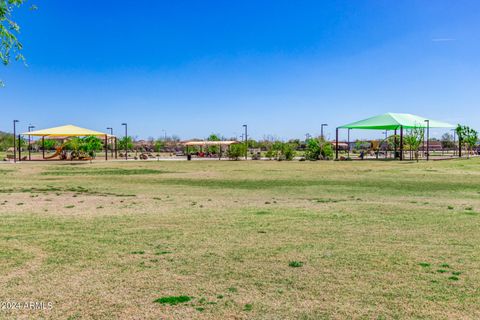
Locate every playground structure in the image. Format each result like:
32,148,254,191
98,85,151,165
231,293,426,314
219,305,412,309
43,143,68,160
16,125,116,161
335,113,455,161
3,113,474,162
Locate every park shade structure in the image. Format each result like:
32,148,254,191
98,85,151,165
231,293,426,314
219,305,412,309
183,140,239,159
20,124,116,161
335,113,455,160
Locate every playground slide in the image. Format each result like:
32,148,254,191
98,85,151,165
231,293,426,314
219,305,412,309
44,146,64,159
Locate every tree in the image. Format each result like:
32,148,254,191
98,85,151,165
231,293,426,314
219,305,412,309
441,133,455,149
207,133,220,154
226,143,246,160
456,125,478,158
281,143,296,161
81,136,103,156
305,139,320,160
118,136,133,151
466,129,479,155
1,0,35,86
403,126,424,161
305,137,333,160
264,141,295,161
270,141,283,159
246,139,260,149
0,131,14,150
154,139,164,153
65,137,82,153
42,139,59,150
0,131,26,150
353,140,370,152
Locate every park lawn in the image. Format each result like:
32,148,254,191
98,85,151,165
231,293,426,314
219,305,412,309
0,159,480,319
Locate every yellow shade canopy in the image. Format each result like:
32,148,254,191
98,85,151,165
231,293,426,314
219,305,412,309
23,125,111,137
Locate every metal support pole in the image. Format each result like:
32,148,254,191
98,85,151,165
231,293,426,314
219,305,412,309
243,124,248,160
122,123,128,160
400,126,403,161
105,134,108,160
27,125,35,161
385,131,388,159
452,130,456,156
335,128,339,160
13,120,18,163
425,120,430,161
459,136,462,158
18,135,21,161
107,128,114,158
347,128,350,159
42,136,45,159
394,129,397,159
110,137,113,158
115,137,118,159
321,124,328,140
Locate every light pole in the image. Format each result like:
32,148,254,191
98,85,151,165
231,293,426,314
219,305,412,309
243,124,248,160
321,124,328,140
162,129,167,141
451,129,456,156
347,129,351,159
425,120,430,161
13,120,19,163
384,131,388,158
121,123,128,160
28,125,35,160
107,127,114,158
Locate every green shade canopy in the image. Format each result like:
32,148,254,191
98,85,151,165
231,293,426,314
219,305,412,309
338,113,454,130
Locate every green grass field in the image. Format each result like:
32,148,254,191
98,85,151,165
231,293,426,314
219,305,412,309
1,159,480,319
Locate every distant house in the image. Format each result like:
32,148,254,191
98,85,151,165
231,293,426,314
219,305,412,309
420,140,443,151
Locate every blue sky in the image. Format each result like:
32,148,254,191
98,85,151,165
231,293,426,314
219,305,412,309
1,0,479,140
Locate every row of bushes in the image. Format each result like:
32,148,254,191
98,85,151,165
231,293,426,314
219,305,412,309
226,137,333,161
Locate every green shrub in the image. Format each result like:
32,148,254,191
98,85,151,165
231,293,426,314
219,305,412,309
42,139,59,150
118,136,134,151
305,138,332,160
265,149,276,160
154,139,164,152
265,141,296,161
81,136,103,157
207,134,221,154
281,143,296,161
227,143,246,160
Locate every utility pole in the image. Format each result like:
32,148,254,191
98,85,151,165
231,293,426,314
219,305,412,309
384,130,388,158
347,129,351,159
28,125,35,160
243,124,248,160
451,129,456,156
122,123,128,160
321,124,328,140
425,120,430,161
107,127,114,158
13,120,19,163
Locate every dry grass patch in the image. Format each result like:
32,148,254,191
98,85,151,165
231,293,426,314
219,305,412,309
1,159,480,318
